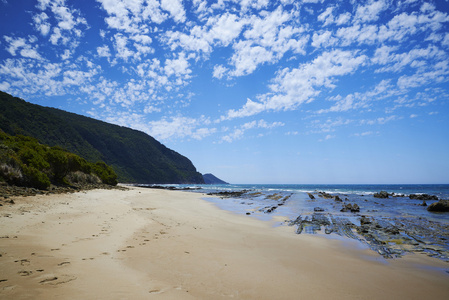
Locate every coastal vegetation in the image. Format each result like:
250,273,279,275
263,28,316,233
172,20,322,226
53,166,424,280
0,91,204,184
0,130,117,189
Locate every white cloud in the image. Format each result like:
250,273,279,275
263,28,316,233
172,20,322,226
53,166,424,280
33,12,51,36
113,33,135,61
361,115,398,125
228,6,307,77
317,6,335,26
230,42,274,76
36,0,51,11
310,117,352,134
3,36,43,60
35,0,88,46
160,0,186,23
354,131,376,137
354,0,388,23
0,81,11,91
442,33,449,46
97,45,111,57
164,52,191,84
223,49,367,120
317,6,351,26
164,12,248,56
221,119,284,142
213,65,228,79
60,49,71,60
148,116,215,141
311,30,337,48
317,79,394,114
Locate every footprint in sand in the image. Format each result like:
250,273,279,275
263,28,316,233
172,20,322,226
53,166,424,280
39,274,76,285
18,270,32,276
39,277,58,284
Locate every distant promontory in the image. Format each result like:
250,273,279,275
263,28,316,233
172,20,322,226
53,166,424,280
202,173,229,184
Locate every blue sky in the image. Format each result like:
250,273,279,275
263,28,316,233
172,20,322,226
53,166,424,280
1,0,449,184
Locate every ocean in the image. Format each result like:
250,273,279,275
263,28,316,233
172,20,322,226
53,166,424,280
170,183,449,220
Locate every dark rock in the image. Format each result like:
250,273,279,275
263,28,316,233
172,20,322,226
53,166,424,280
341,203,360,213
307,193,315,200
9,199,14,204
318,191,333,199
314,207,325,212
427,200,449,212
374,191,389,198
419,201,427,207
360,215,372,225
340,203,360,212
246,212,251,215
335,195,342,202
409,194,438,201
206,190,249,198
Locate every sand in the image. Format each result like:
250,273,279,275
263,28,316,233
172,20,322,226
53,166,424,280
0,186,448,299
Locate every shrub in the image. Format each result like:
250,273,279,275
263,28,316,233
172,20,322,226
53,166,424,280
66,171,101,185
0,163,23,185
19,147,50,170
92,162,118,186
22,165,51,189
46,148,69,182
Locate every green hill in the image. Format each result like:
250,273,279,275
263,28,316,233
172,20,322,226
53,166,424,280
0,91,204,184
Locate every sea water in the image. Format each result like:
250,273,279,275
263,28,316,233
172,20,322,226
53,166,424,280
168,183,449,223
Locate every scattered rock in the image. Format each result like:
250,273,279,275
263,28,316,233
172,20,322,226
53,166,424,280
314,207,325,212
207,190,249,198
427,200,449,212
374,191,390,198
409,194,438,201
360,215,372,225
334,195,342,202
317,191,334,199
340,203,360,213
307,193,315,200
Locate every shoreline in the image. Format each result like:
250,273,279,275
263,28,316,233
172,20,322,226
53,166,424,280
1,186,448,299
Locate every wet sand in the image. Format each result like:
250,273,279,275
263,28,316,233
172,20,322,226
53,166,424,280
0,186,448,299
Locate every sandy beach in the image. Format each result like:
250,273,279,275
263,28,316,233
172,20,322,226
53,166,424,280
0,186,448,299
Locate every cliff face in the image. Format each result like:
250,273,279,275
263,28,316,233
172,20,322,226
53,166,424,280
0,91,204,184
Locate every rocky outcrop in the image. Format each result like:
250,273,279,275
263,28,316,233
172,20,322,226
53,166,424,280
409,194,438,201
427,200,449,212
340,203,360,213
374,191,390,198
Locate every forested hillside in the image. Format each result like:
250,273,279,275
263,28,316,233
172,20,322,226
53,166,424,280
0,91,204,184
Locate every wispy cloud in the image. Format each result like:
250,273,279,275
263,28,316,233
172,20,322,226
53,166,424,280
221,119,284,143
